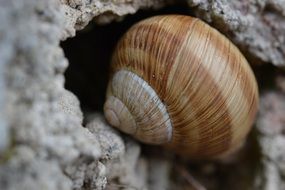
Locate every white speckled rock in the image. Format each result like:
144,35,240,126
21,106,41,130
86,114,125,160
255,89,285,190
60,0,176,38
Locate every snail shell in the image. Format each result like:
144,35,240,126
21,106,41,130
104,15,259,159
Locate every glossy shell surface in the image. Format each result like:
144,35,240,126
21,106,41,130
104,15,259,159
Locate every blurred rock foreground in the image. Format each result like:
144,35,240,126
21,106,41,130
0,0,284,190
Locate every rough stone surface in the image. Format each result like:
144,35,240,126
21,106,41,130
0,146,72,190
0,0,285,190
65,158,108,189
255,76,285,190
86,115,149,189
60,0,176,39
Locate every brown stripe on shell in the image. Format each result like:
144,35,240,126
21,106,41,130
225,42,258,152
164,20,233,157
206,27,259,153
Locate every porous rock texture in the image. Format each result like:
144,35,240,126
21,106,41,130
255,74,285,190
0,0,284,190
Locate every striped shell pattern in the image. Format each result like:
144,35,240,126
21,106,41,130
104,15,259,159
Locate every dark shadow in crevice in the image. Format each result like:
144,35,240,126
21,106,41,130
253,63,278,93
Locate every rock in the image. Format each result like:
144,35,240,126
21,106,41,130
65,159,107,190
86,114,125,160
86,114,148,190
0,146,73,190
105,138,148,190
61,0,175,39
255,87,285,190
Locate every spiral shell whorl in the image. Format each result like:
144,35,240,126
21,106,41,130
104,70,172,144
105,15,259,158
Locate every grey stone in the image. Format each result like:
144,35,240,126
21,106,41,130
255,90,285,190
